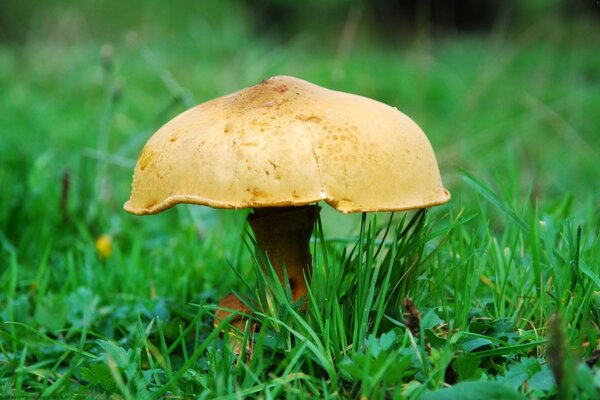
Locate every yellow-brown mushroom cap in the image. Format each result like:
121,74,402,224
124,76,450,215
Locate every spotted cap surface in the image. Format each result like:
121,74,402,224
124,76,450,215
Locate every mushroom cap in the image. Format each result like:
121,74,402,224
124,76,450,215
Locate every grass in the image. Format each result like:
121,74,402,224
1,2,599,398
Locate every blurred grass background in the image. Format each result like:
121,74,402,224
1,0,599,335
1,0,599,313
0,0,599,396
1,0,599,223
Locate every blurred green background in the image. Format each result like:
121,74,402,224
0,1,599,396
1,0,599,298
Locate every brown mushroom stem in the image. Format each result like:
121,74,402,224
249,205,318,302
214,205,319,337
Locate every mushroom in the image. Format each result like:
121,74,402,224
124,75,450,347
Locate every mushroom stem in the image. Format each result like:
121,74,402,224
214,205,319,346
249,205,319,303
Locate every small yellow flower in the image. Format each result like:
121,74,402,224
96,234,112,260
